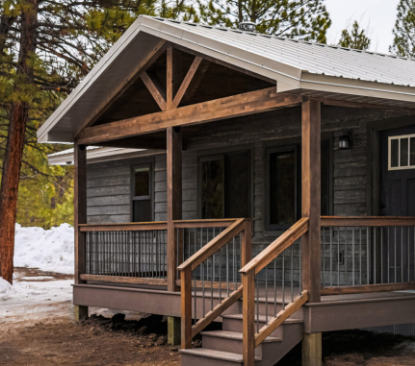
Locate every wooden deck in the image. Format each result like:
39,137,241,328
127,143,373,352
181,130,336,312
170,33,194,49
73,281,415,333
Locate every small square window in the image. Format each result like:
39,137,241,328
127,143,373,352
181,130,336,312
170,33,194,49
389,134,415,170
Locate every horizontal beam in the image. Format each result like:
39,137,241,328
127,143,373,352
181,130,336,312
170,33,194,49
77,88,303,145
79,222,167,232
312,97,415,112
80,274,168,286
321,216,415,227
321,282,415,296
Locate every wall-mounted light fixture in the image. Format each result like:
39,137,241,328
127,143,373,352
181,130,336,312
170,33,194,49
339,131,353,150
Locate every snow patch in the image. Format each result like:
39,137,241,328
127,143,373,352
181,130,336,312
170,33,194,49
0,277,12,298
14,223,74,274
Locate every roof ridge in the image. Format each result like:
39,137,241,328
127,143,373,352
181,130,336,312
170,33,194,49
141,15,415,63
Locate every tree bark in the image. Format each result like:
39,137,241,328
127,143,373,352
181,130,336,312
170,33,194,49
0,0,38,284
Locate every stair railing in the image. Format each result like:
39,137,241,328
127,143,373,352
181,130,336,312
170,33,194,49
177,218,252,349
239,218,309,366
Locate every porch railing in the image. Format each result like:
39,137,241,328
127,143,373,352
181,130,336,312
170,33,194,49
240,218,309,365
321,216,415,295
77,219,243,287
79,222,168,286
177,218,252,349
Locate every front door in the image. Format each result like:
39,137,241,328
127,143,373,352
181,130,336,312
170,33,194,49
380,125,415,282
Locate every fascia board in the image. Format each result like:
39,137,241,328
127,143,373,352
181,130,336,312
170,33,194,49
300,72,415,103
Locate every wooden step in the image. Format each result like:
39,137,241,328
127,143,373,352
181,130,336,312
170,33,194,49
201,330,282,343
221,313,302,338
222,313,303,324
201,330,282,357
180,348,261,366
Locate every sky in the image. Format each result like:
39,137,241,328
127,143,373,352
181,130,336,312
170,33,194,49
324,0,400,54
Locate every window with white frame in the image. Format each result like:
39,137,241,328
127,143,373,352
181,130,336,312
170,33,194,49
388,134,415,170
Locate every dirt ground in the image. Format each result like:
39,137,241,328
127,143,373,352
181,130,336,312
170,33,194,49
0,314,181,366
1,268,415,366
2,313,415,366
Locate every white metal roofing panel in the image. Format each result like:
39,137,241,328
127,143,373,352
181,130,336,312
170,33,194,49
37,15,415,143
144,16,415,87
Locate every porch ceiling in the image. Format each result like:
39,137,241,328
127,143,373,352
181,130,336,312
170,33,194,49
37,16,415,144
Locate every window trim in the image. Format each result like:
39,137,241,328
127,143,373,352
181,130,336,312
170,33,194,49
197,147,254,220
130,162,154,222
388,133,415,170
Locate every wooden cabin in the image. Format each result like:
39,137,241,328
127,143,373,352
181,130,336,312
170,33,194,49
40,16,415,366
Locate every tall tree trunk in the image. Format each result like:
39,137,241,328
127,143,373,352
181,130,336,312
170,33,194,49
0,0,37,284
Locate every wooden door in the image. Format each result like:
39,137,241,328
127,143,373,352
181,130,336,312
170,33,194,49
381,126,415,282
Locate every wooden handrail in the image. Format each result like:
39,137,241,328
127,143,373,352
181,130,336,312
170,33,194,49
173,218,245,229
241,218,309,366
255,291,308,347
321,216,415,227
178,218,246,272
179,218,251,349
192,286,243,337
321,282,415,296
79,222,167,232
240,217,309,275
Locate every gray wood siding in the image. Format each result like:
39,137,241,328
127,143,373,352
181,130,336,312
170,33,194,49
86,106,403,235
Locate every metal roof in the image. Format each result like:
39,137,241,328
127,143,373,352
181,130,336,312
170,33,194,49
37,15,415,143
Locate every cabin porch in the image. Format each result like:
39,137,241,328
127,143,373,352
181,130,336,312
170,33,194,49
67,36,415,366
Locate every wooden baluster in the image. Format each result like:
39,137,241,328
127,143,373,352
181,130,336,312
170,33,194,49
242,271,255,366
181,267,192,349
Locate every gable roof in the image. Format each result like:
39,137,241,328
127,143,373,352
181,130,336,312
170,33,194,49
37,15,415,143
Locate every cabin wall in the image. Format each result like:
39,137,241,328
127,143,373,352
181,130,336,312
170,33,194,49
86,106,401,231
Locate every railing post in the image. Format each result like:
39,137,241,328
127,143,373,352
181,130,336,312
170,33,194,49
242,270,255,366
241,220,252,267
180,267,192,349
74,142,88,321
301,101,322,366
301,101,321,303
167,126,182,345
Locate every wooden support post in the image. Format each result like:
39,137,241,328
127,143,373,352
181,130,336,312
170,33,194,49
168,316,181,346
302,333,322,366
166,47,182,110
167,126,182,345
74,304,88,322
242,271,255,366
180,267,192,349
241,220,252,267
74,142,88,319
301,101,321,303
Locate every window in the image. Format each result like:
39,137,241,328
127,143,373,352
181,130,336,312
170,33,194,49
268,146,299,229
132,165,152,222
266,142,331,230
200,151,251,219
388,134,415,170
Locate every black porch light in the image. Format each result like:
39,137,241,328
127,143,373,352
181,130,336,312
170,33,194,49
339,132,352,150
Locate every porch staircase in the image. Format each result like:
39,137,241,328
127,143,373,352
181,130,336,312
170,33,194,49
181,313,304,366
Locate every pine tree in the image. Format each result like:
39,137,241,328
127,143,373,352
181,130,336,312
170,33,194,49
195,0,331,43
390,0,415,59
0,0,192,284
338,21,371,50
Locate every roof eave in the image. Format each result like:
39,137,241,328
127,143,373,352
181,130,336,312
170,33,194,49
298,72,415,104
